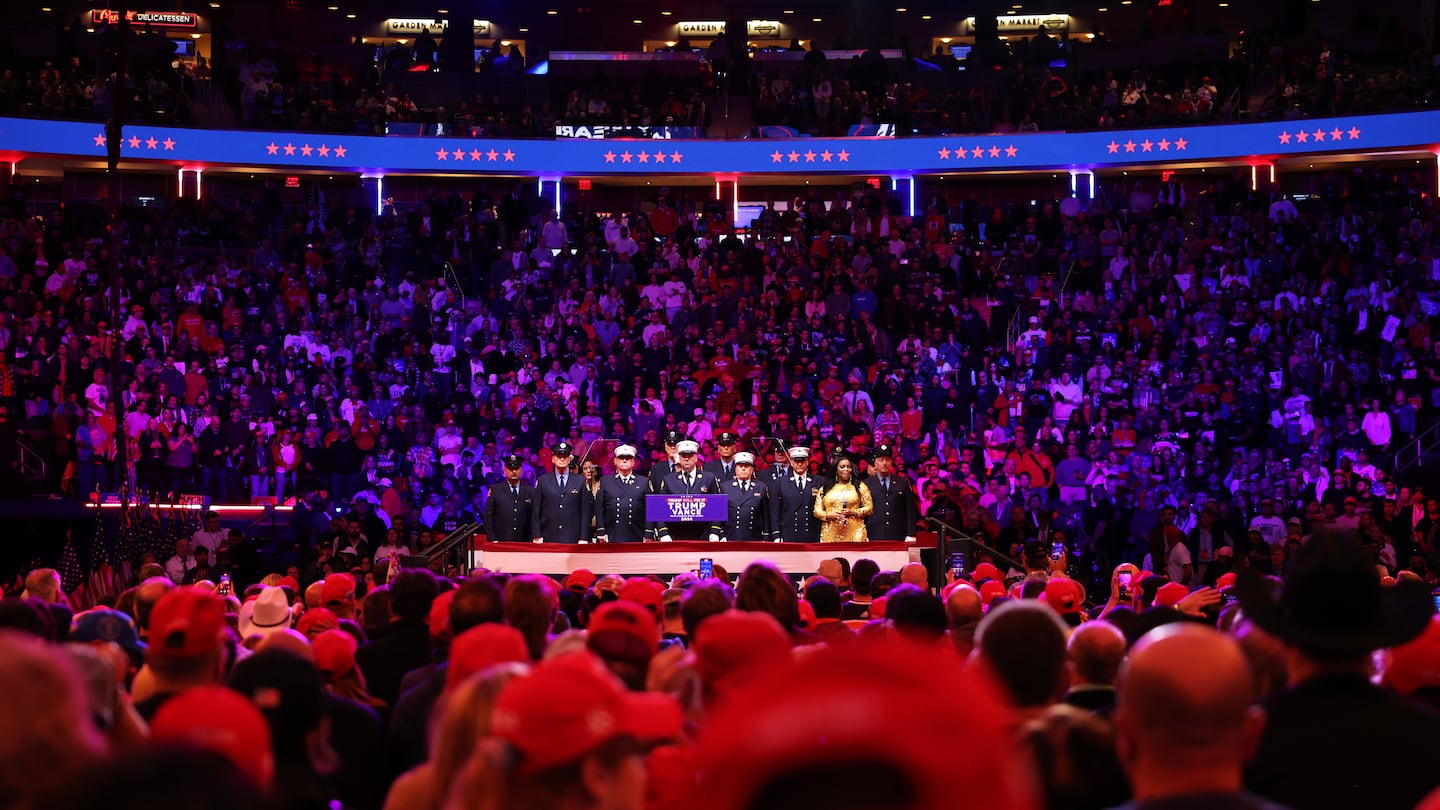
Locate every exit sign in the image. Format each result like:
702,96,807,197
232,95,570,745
285,176,300,188
577,179,592,191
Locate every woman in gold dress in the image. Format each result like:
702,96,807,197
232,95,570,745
814,455,874,543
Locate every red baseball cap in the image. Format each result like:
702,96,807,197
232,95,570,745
491,651,683,776
278,575,301,594
429,590,457,640
150,686,275,789
564,569,599,592
693,610,792,689
646,744,698,810
149,588,228,659
312,629,358,680
1154,582,1191,608
796,599,816,631
446,624,531,691
869,595,888,619
295,607,339,639
971,563,1003,584
1044,577,1085,615
1215,572,1238,592
979,580,1006,606
1385,616,1440,696
320,574,357,608
586,600,660,665
619,578,665,612
692,639,1038,810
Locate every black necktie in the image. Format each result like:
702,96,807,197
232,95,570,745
512,486,519,497
559,474,567,489
883,478,890,491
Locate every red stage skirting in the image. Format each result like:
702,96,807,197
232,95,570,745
470,540,925,576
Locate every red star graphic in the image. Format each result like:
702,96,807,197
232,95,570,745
1107,141,1119,154
653,151,666,163
503,149,515,162
1278,130,1291,144
1295,130,1309,143
637,151,650,163
127,136,141,149
787,151,800,162
820,150,833,162
670,151,683,163
1330,128,1343,141
1312,128,1326,142
620,151,633,163
283,143,296,156
93,133,105,147
266,142,279,155
317,145,330,157
954,145,966,159
1141,139,1154,152
469,148,483,161
436,147,449,160
300,144,314,156
1123,140,1136,153
1005,145,1018,158
1158,138,1170,151
486,149,499,161
971,147,984,158
771,150,783,163
1347,126,1361,139
145,136,158,150
162,137,175,150
837,150,850,162
938,147,951,160
603,151,617,163
452,149,465,161
988,145,1001,158
334,145,347,158
804,150,817,162
1174,138,1187,150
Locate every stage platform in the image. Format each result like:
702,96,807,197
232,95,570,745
469,540,925,576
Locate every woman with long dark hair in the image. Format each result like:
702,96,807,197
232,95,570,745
813,454,873,543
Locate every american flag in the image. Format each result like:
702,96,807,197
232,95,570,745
58,529,90,610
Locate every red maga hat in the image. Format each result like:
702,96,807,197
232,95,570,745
490,651,682,776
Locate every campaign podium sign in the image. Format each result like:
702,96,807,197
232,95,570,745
646,494,728,523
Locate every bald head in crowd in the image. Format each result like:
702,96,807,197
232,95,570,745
945,584,983,656
1068,621,1127,688
899,563,929,589
1114,625,1261,802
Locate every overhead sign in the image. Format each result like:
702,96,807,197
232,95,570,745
384,18,449,35
746,19,781,37
677,20,726,36
1,111,1424,177
555,125,702,139
90,9,198,28
961,14,1071,34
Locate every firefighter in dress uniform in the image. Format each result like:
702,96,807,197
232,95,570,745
532,441,592,544
482,453,537,543
593,444,651,543
710,451,770,542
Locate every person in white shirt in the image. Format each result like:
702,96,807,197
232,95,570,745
84,368,110,418
190,512,227,554
165,538,198,585
1360,400,1392,448
1248,499,1286,547
1165,532,1193,584
372,528,411,566
1050,372,1084,424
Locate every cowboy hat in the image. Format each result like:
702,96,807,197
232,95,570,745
1235,532,1433,658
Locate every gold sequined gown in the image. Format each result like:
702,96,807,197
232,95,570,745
814,481,874,543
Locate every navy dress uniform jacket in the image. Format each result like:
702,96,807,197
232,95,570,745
655,469,723,541
594,474,651,543
483,482,537,543
532,471,592,543
864,474,918,541
703,459,739,480
769,473,827,543
714,479,770,541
